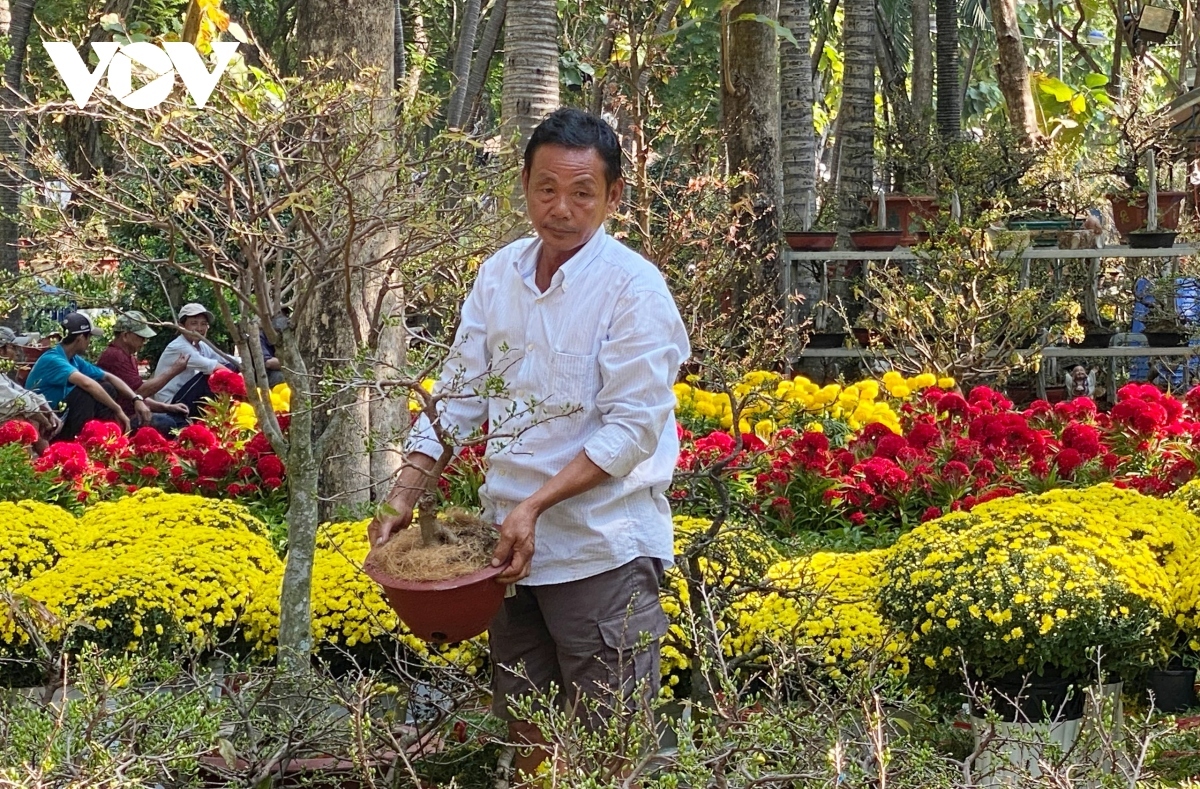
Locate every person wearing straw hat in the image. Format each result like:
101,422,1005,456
97,311,191,435
153,303,237,418
25,312,152,440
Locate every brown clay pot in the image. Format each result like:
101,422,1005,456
849,230,905,251
362,553,507,644
1108,191,1186,237
784,231,838,251
869,194,939,244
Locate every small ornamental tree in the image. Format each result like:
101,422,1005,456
12,43,516,668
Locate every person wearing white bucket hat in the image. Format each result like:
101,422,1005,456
153,303,237,417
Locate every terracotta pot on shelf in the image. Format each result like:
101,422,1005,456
363,548,508,644
868,194,939,244
1108,191,1186,238
849,230,905,251
784,231,838,251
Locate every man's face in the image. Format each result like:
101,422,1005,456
1072,367,1088,381
522,144,623,260
183,315,210,338
123,332,147,353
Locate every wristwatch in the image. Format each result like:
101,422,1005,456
132,394,145,402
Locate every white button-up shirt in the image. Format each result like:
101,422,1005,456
409,226,690,586
153,335,225,402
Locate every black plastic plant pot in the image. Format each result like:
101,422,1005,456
1128,230,1178,249
1148,668,1198,713
970,674,1086,723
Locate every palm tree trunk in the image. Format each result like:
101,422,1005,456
501,0,560,151
934,0,960,141
463,0,507,129
780,0,816,228
836,0,875,231
910,0,932,126
447,0,483,128
0,0,35,329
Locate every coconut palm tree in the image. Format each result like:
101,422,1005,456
780,0,816,228
836,0,875,230
501,0,559,150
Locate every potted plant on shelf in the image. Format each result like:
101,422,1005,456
868,193,939,246
848,227,906,252
1107,69,1185,243
784,189,838,251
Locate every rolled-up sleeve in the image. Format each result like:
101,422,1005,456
584,287,689,478
406,278,491,460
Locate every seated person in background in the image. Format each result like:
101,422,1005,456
96,311,190,436
153,303,236,418
0,327,62,451
1065,364,1097,400
259,330,285,388
25,313,152,440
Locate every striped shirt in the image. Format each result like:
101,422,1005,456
408,225,690,586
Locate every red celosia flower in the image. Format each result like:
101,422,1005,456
0,420,38,446
139,465,160,478
178,423,219,449
848,511,866,526
197,447,234,479
209,367,248,399
257,454,285,479
244,432,273,458
1060,423,1103,458
131,427,171,454
920,506,942,522
263,476,284,490
1055,448,1084,476
36,442,90,479
225,483,243,497
78,420,129,453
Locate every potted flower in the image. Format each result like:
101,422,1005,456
880,487,1172,713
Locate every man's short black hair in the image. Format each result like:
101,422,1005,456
524,108,623,186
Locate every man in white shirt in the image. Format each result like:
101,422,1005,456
368,109,689,779
153,303,232,417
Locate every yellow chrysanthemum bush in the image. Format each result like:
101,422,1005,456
242,519,487,672
729,550,908,679
69,487,270,550
673,370,953,438
880,485,1179,682
660,515,781,694
6,524,281,657
0,501,77,585
0,492,281,686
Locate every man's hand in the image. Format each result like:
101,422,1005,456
166,402,189,416
493,501,538,584
169,354,190,376
368,454,439,547
133,399,153,425
368,497,416,548
114,411,131,434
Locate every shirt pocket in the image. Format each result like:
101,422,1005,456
544,350,598,412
